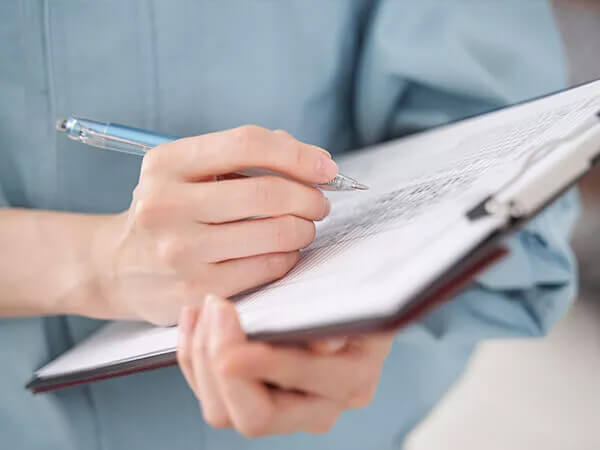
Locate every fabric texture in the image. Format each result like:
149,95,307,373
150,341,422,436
0,1,577,449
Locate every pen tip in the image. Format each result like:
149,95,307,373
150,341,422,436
352,182,369,191
56,118,67,132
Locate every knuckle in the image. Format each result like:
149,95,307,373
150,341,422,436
281,217,316,249
132,197,162,229
157,235,186,267
274,215,308,250
140,147,164,177
273,129,293,139
130,180,171,229
231,125,264,155
346,388,376,409
309,412,340,434
202,409,230,429
264,253,295,279
346,371,378,408
214,345,263,377
239,423,267,438
238,410,272,438
229,344,274,378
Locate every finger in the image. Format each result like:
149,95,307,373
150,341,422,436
217,386,343,437
148,215,313,267
201,215,316,262
206,297,345,436
142,125,337,184
177,306,202,395
164,252,300,303
267,390,342,435
189,176,331,223
222,343,378,404
203,295,274,436
131,177,330,226
192,295,231,428
210,251,300,298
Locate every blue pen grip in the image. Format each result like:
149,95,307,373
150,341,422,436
104,123,177,148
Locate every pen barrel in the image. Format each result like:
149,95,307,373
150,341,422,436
69,118,177,156
102,123,175,149
59,116,368,191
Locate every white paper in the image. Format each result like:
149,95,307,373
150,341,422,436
35,81,600,380
37,322,178,378
237,81,600,333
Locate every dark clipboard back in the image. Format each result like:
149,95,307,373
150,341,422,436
27,103,600,394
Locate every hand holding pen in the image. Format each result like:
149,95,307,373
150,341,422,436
57,117,369,191
55,120,364,325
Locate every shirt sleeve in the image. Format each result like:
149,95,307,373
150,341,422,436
353,0,578,341
0,186,8,207
422,189,580,342
354,0,568,144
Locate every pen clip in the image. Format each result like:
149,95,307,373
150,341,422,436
467,113,600,222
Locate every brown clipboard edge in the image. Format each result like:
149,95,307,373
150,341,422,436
27,353,177,394
250,243,508,343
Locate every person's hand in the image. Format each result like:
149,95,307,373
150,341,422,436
177,294,396,437
91,126,336,324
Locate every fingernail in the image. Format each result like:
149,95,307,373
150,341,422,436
321,197,331,219
314,146,332,158
315,156,338,181
324,337,347,353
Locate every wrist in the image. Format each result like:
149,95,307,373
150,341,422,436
55,211,125,320
79,211,127,319
0,209,127,319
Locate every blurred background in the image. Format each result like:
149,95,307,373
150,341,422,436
406,2,600,449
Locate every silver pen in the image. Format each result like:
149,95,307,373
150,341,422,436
56,116,369,191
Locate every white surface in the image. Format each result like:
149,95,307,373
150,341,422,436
36,322,177,378
238,79,600,334
405,297,600,450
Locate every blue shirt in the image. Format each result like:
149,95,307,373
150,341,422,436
0,1,579,449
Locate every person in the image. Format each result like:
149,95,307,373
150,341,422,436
0,1,579,449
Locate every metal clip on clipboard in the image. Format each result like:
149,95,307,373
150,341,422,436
467,111,600,223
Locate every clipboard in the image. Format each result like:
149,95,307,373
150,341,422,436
26,89,600,394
